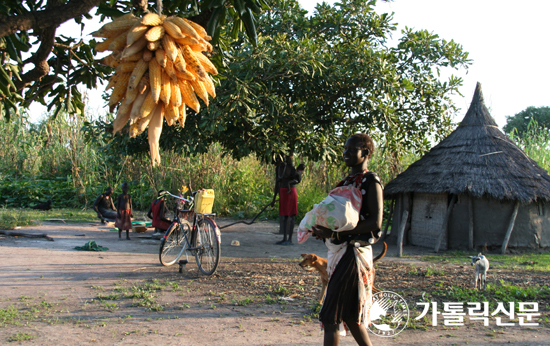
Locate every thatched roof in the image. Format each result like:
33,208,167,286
384,82,550,203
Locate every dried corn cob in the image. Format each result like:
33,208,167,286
182,45,207,81
164,59,178,81
190,79,209,107
170,81,182,107
116,61,138,73
101,53,120,68
175,36,199,46
160,72,171,105
130,85,149,122
202,74,216,98
108,31,129,51
195,52,218,75
121,51,142,62
141,13,163,26
147,40,161,51
121,36,147,59
92,27,126,39
145,25,165,42
109,73,131,110
173,50,186,72
175,68,195,81
169,17,201,41
165,103,178,126
149,58,162,103
183,18,209,39
142,49,153,62
128,59,148,91
96,36,117,52
162,35,178,61
127,24,149,46
148,105,164,166
179,80,200,113
138,90,156,119
103,13,138,32
163,20,186,40
112,102,132,134
178,103,187,127
155,48,167,68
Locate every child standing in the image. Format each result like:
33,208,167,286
115,182,133,240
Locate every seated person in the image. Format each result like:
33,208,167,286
148,190,172,239
93,187,117,224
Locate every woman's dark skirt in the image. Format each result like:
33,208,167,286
319,246,359,326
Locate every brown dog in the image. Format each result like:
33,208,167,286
300,242,387,303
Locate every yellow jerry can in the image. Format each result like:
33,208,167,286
195,189,215,214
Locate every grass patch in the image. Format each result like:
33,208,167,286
0,208,99,229
0,305,20,327
421,251,550,272
0,209,35,229
7,332,35,342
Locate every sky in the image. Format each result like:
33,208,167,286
30,0,550,129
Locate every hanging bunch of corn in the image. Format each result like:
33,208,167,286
93,12,217,166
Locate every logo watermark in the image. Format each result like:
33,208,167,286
368,291,409,337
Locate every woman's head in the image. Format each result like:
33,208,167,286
343,133,374,169
348,133,374,159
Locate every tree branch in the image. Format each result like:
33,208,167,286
0,0,102,38
15,25,56,91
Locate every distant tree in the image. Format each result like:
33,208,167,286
503,106,550,137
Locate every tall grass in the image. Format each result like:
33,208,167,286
509,122,550,172
0,112,422,223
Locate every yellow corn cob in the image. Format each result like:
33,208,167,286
202,74,216,98
147,40,161,51
103,13,138,31
121,36,147,59
170,81,182,107
173,50,186,72
106,74,118,90
109,73,131,110
142,13,163,26
137,75,149,94
138,90,156,119
190,79,209,107
108,30,129,51
160,72,172,105
124,80,140,105
169,17,201,41
176,68,196,81
164,103,178,126
145,25,165,42
148,104,164,166
130,85,149,122
95,36,117,52
188,43,207,52
179,80,200,113
112,102,132,134
182,45,207,81
164,58,178,81
116,61,138,73
127,24,149,46
121,51,142,62
178,103,187,127
142,49,153,62
155,48,167,68
149,58,162,103
128,59,148,91
101,53,120,68
183,18,209,39
199,37,213,52
163,20,186,40
162,35,178,61
175,36,199,46
194,52,218,75
92,28,126,39
130,103,156,137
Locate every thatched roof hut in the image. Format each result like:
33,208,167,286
384,83,550,253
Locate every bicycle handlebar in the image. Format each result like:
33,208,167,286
161,191,194,204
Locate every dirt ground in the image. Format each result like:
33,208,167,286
1,218,549,345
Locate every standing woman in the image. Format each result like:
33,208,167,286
270,155,305,245
312,133,383,346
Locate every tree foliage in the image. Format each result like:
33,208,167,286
503,106,550,138
128,0,470,164
0,0,267,120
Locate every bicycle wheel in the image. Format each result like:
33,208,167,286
194,218,220,275
159,220,191,266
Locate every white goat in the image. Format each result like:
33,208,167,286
469,253,490,290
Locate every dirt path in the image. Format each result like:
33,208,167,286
1,220,548,345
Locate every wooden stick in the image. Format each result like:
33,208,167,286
382,198,395,240
396,210,408,258
501,201,520,254
434,194,457,253
0,230,54,241
468,195,474,250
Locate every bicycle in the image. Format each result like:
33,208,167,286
158,191,220,275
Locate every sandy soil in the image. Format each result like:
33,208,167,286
0,219,548,345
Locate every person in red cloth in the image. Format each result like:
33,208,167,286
115,182,133,240
270,155,305,245
148,190,172,240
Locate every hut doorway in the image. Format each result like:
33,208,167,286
410,193,448,249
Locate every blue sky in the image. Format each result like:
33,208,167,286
30,0,550,129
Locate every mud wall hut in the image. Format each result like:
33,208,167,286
384,83,550,253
